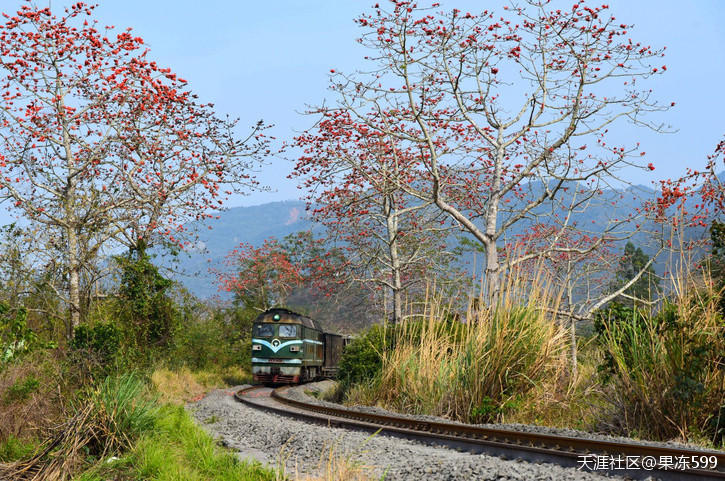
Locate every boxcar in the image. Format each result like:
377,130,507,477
251,308,325,384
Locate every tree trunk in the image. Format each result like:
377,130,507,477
66,226,81,340
386,196,403,324
485,241,501,304
570,315,578,380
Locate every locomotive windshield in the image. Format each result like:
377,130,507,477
255,324,274,337
279,325,298,338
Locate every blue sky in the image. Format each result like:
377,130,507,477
1,0,724,215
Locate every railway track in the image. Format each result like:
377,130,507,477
235,384,725,481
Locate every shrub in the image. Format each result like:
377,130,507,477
0,302,53,366
71,321,122,370
596,289,725,444
112,247,181,367
337,323,395,388
166,306,251,372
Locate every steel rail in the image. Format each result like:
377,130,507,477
235,385,725,481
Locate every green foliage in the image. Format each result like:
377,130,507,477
596,293,725,444
593,302,649,381
113,246,180,366
167,306,251,372
609,241,660,308
337,323,396,388
0,302,53,366
71,322,122,370
88,372,159,454
471,395,523,421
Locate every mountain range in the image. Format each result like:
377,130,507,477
170,183,709,300
168,200,313,299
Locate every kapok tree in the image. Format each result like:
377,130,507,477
216,238,304,312
0,2,268,337
328,1,671,302
294,110,457,323
216,234,346,313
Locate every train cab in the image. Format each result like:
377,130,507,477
251,308,324,384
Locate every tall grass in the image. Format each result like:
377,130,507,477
89,372,159,454
349,282,568,423
597,277,725,444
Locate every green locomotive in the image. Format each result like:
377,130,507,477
251,308,345,384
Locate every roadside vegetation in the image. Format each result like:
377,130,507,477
337,262,725,448
0,254,271,479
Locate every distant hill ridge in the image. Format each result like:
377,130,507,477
170,200,312,299
172,182,709,299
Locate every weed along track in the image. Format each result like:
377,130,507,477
235,385,725,481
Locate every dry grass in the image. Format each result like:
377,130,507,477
0,373,157,481
277,434,380,481
150,365,251,404
348,280,569,424
502,337,605,431
597,277,725,444
0,405,94,481
0,350,71,444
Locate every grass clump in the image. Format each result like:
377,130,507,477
88,372,159,454
346,287,567,424
596,284,725,445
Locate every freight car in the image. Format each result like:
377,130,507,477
251,308,347,384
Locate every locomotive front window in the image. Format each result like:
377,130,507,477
279,325,298,338
255,324,274,337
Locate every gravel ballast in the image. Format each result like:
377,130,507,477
188,383,627,480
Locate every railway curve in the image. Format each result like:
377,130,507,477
235,384,725,481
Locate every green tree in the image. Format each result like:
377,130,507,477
610,242,660,309
706,221,725,314
113,246,179,364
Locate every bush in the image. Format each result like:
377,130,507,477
71,321,122,371
166,306,251,371
0,302,53,366
337,323,395,388
596,291,725,444
112,247,181,367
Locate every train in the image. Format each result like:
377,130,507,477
251,307,348,384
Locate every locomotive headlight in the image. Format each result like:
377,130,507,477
252,344,262,351
289,346,300,352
